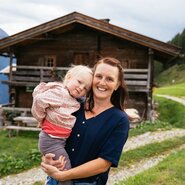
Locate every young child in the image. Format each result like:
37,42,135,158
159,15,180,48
31,65,93,185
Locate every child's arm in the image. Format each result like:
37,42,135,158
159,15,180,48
31,83,65,123
31,93,48,123
31,83,50,123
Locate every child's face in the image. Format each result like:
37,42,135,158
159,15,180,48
66,72,92,98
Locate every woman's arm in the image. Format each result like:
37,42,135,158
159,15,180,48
41,157,111,182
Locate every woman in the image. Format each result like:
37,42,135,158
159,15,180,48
41,57,130,185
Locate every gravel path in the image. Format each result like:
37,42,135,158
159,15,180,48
0,168,46,185
107,143,185,185
1,128,185,185
124,128,185,151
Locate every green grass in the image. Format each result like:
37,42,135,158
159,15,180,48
118,148,185,185
129,120,172,137
118,135,185,170
130,82,185,137
154,64,185,87
154,96,185,128
0,130,41,177
0,130,39,154
153,82,185,97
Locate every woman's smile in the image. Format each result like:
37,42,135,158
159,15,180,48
93,63,120,101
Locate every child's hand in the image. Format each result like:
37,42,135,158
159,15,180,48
42,153,55,165
42,153,66,171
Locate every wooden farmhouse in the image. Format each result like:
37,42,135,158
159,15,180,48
0,12,181,120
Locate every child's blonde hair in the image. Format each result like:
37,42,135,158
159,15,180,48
64,65,93,81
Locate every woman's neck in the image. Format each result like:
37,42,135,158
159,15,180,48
85,98,113,119
85,104,113,119
94,100,112,109
92,98,113,113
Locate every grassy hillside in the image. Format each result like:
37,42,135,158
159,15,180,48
153,83,185,97
154,64,185,87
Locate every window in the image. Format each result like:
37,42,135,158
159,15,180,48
45,56,56,67
38,56,56,67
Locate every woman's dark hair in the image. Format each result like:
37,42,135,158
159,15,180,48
86,57,128,111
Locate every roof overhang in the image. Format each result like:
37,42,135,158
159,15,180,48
0,12,181,58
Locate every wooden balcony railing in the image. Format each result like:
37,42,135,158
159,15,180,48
4,65,70,86
3,65,151,92
124,69,150,92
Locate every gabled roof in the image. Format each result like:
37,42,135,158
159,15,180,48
0,11,181,57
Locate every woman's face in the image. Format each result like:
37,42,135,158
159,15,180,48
93,63,120,102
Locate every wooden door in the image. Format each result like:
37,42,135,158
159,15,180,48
74,53,89,65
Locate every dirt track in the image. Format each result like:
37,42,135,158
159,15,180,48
156,94,185,106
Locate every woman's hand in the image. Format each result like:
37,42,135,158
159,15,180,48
41,162,61,179
42,153,66,171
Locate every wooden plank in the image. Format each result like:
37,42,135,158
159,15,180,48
1,80,39,86
124,69,148,73
2,107,31,112
13,69,53,76
14,116,38,126
126,80,147,86
6,126,41,131
128,88,149,92
6,126,41,137
15,65,70,70
13,76,41,82
124,74,148,79
13,70,41,76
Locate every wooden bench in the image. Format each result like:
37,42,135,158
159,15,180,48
6,116,40,137
6,125,41,137
13,116,38,127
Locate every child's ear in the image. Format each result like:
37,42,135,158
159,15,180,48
65,73,71,80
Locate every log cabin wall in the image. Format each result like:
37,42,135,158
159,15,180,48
13,27,149,116
15,27,148,68
15,29,98,67
100,34,148,68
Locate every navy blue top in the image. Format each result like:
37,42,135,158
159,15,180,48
66,104,130,184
